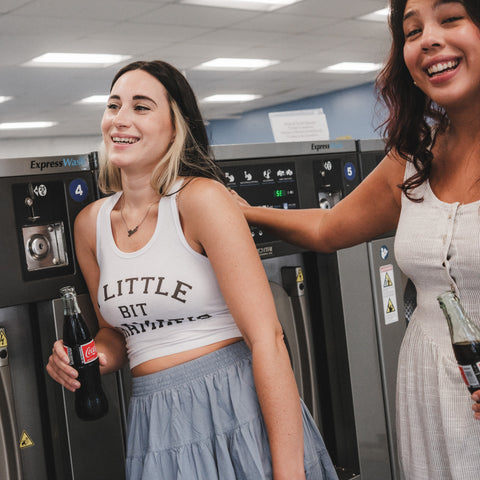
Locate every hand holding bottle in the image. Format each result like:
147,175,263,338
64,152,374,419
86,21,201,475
47,339,108,392
473,391,480,420
438,291,480,418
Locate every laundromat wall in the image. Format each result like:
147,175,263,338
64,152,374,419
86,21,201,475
0,140,407,480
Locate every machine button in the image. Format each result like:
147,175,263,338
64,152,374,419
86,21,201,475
27,234,50,259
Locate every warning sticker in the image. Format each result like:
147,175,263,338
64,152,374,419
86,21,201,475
0,329,7,347
19,430,34,449
296,269,304,283
379,264,399,325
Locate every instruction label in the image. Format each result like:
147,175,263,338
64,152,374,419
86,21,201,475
379,264,399,325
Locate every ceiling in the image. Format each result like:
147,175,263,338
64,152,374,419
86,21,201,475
0,0,391,139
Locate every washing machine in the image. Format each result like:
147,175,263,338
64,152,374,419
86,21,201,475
0,153,127,480
214,140,363,479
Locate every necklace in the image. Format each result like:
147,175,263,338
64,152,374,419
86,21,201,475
120,197,157,237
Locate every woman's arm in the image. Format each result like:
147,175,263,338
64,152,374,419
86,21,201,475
233,151,407,253
46,200,127,391
179,178,306,479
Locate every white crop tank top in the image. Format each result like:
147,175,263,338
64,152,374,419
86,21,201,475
96,180,242,369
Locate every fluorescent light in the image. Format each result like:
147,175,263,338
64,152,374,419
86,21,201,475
78,95,109,104
194,58,279,71
202,94,262,103
321,62,383,74
358,8,390,22
180,0,301,12
24,53,131,68
0,121,57,130
0,96,12,104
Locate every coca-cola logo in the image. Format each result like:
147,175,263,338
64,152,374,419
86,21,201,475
81,340,98,363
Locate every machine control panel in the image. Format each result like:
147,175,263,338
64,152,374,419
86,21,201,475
12,180,73,280
313,154,360,209
222,161,299,246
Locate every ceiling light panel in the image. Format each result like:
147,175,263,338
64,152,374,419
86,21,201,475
78,95,109,104
180,0,302,12
24,53,131,68
358,8,390,22
194,58,279,71
202,94,262,102
321,62,383,73
0,121,57,130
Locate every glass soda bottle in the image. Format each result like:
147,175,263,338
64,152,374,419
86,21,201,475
437,291,480,394
60,286,109,420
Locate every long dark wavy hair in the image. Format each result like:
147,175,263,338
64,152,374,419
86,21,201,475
376,0,480,200
98,60,226,195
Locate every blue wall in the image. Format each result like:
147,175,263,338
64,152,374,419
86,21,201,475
207,81,386,146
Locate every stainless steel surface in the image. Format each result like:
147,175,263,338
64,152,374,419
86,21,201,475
0,327,23,480
23,222,69,271
0,154,91,177
281,266,321,429
212,139,358,160
335,244,393,479
263,254,324,433
0,305,50,480
367,237,407,480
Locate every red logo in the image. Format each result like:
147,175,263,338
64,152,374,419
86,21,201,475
80,340,98,364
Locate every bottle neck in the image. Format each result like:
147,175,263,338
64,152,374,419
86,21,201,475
61,292,81,317
438,291,480,344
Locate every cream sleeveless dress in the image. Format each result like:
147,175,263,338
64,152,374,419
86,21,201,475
395,161,480,479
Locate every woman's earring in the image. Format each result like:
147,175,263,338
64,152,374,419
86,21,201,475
413,81,417,86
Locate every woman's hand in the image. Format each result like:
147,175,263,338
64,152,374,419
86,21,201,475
472,390,480,419
46,339,107,392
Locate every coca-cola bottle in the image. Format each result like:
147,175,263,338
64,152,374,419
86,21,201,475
437,291,480,395
60,286,108,420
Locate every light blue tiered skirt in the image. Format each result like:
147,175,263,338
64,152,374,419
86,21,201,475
126,340,338,480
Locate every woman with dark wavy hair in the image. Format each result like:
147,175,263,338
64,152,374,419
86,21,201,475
46,60,338,480
232,1,480,478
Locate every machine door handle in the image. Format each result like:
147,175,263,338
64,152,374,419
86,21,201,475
0,327,23,480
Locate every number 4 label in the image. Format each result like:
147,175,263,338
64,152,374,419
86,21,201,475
69,179,89,202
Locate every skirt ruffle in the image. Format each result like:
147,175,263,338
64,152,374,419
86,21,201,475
126,341,337,480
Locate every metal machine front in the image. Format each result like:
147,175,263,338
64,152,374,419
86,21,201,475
215,140,409,480
0,153,126,480
356,139,410,480
214,140,362,479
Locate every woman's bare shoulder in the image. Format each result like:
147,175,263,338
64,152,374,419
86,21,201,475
74,195,114,243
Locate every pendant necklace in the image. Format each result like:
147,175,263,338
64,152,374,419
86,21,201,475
120,197,157,237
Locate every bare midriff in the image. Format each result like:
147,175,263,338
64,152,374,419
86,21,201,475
131,336,244,377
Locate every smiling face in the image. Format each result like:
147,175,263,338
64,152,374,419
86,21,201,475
402,0,480,111
101,69,175,176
